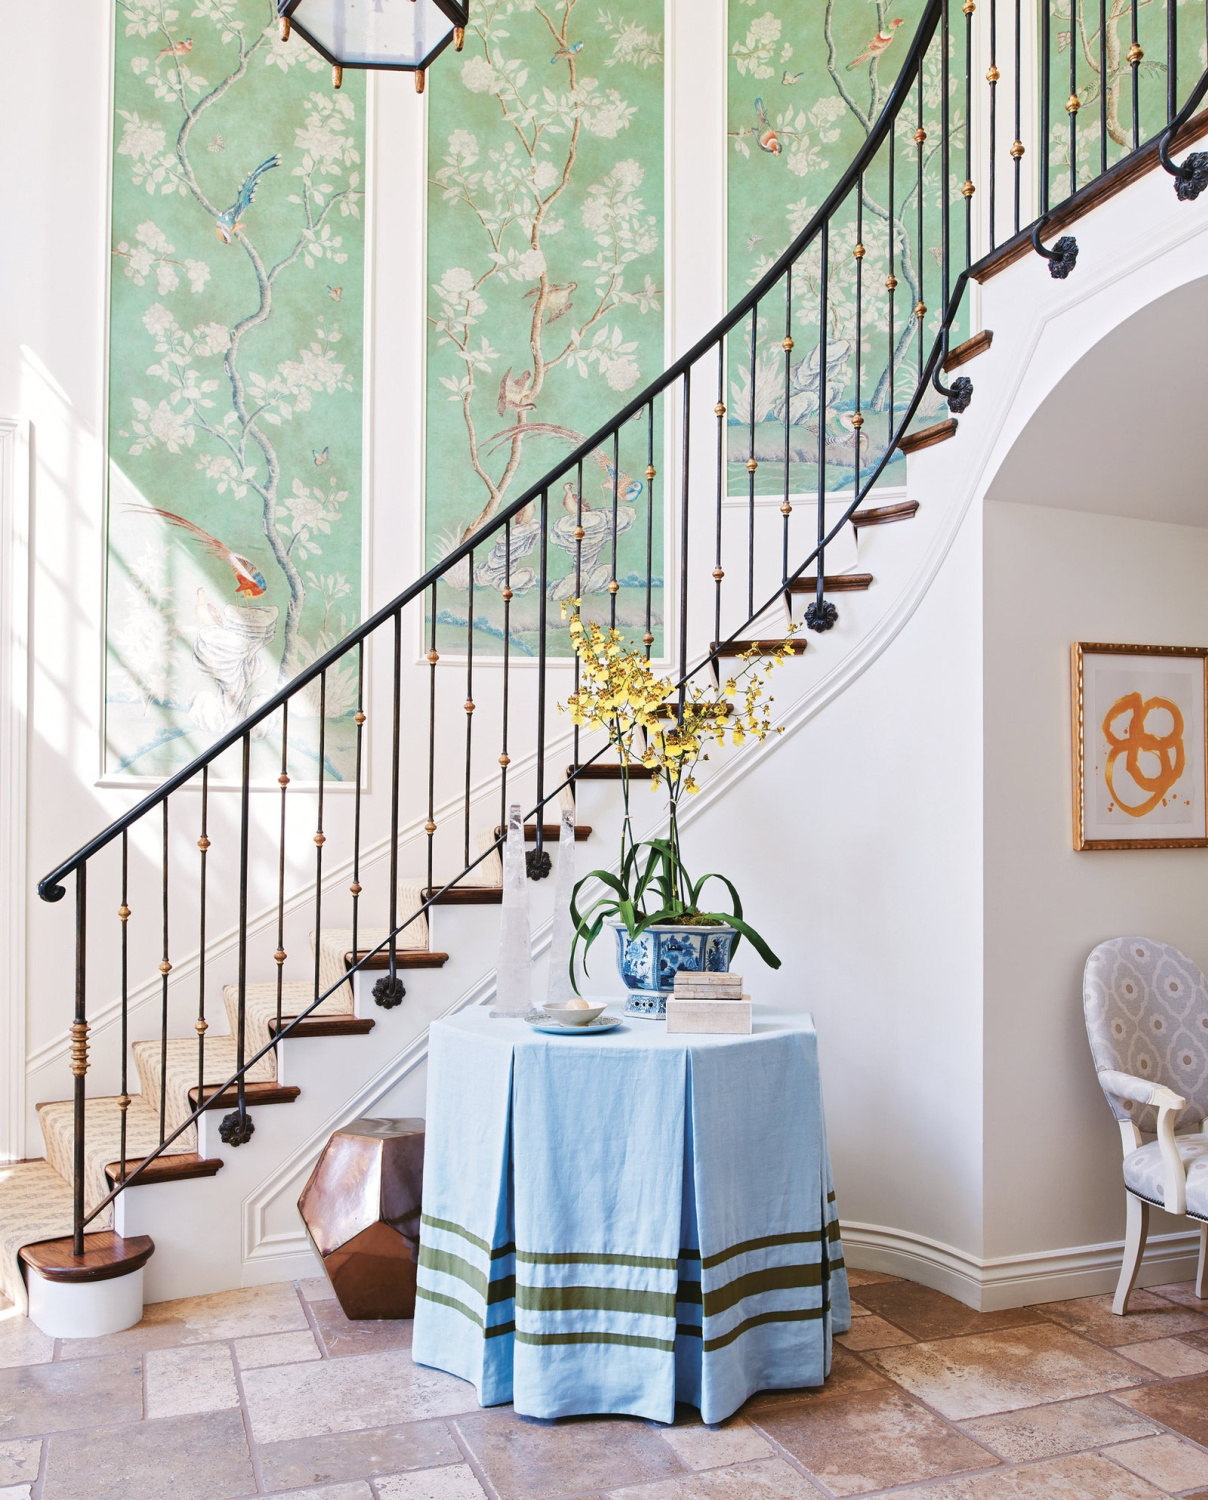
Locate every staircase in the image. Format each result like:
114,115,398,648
7,0,1208,1319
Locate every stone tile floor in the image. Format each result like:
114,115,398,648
1,1269,1208,1499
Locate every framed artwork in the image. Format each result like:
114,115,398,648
1071,642,1208,850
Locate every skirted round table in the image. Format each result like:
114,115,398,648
411,1007,850,1425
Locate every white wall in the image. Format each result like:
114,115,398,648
983,500,1208,1260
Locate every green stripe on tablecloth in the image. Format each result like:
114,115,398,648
516,1250,678,1269
703,1261,823,1317
418,1246,517,1306
703,1305,825,1352
701,1229,823,1270
421,1214,516,1259
516,1283,676,1317
415,1286,516,1337
515,1329,676,1352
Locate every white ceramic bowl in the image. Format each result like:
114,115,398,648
541,1002,607,1027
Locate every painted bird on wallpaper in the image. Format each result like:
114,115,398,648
524,281,577,324
215,155,281,244
497,367,537,417
156,37,193,61
128,505,268,598
561,480,590,515
754,99,782,155
550,40,584,63
485,421,644,505
847,18,906,70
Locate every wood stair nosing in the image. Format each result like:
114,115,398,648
20,1231,155,1284
493,823,593,843
709,639,807,659
269,1015,375,1039
851,499,921,530
188,1081,302,1111
346,949,451,971
567,762,645,781
786,573,874,594
421,886,503,905
897,419,958,456
104,1153,224,1189
943,330,993,370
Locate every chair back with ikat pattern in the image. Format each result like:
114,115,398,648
1083,938,1208,1134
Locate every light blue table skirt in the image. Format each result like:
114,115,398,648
411,1007,849,1424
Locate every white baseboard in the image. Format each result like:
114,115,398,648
842,1220,1204,1310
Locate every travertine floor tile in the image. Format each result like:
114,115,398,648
1117,1374,1208,1446
57,1280,309,1359
235,1329,322,1370
244,1350,479,1442
258,1420,462,1491
0,1353,142,1439
835,1314,917,1351
1114,1335,1208,1376
0,1440,40,1488
903,1451,1166,1497
299,1276,339,1304
236,1487,372,1500
848,1301,872,1318
607,1456,821,1498
865,1324,1147,1420
844,1270,902,1287
375,1467,488,1500
41,1410,253,1500
740,1345,890,1412
310,1300,414,1358
1041,1290,1208,1347
1147,1280,1208,1309
750,1387,991,1496
958,1394,1158,1460
0,1484,32,1499
0,1316,53,1371
453,1409,685,1499
145,1341,239,1418
1109,1433,1208,1491
657,1416,772,1469
852,1282,1045,1342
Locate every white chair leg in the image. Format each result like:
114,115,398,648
1113,1192,1149,1315
1196,1222,1207,1300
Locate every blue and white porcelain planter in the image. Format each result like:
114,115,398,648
610,919,738,1018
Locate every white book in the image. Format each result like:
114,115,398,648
665,998,752,1034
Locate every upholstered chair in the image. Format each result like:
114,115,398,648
1083,937,1208,1314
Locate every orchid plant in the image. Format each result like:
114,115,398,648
560,606,796,987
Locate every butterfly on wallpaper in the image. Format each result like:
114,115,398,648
746,232,764,251
325,285,343,301
313,447,330,467
782,70,803,85
207,133,226,153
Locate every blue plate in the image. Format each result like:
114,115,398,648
524,1014,624,1036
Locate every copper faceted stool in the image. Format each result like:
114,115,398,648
298,1116,424,1320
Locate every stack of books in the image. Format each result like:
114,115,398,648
664,971,751,1034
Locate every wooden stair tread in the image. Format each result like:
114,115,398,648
851,500,920,529
787,573,873,593
344,949,451,971
493,823,593,842
20,1231,154,1283
269,1015,375,1038
188,1081,301,1111
567,762,645,780
943,330,993,370
898,419,958,455
104,1154,223,1188
710,640,806,658
421,886,503,905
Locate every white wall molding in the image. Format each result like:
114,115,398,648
843,1220,1204,1312
0,418,31,1163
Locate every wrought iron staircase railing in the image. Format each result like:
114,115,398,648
35,0,1208,1258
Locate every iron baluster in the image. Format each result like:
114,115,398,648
853,189,864,513
888,132,897,448
714,342,725,650
916,66,926,384
747,308,758,621
1099,0,1108,176
644,406,656,658
221,734,254,1147
988,0,998,247
609,430,620,631
72,865,86,1257
1130,0,1141,149
380,610,403,1008
312,673,327,1014
964,0,974,270
1041,0,1051,212
351,649,364,978
678,367,691,717
119,834,129,1184
533,491,550,879
275,706,289,1041
198,769,210,1131
1069,0,1079,197
464,557,475,871
159,800,170,1147
426,585,438,899
1013,0,1024,231
1168,0,1178,124
500,524,512,826
808,220,833,633
781,268,793,591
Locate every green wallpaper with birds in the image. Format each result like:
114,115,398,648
726,0,946,500
105,0,365,780
424,0,666,658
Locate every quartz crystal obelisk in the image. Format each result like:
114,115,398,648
545,795,578,1007
490,804,532,1016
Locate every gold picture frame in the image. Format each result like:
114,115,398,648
1072,642,1208,851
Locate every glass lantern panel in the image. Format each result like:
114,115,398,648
294,0,452,67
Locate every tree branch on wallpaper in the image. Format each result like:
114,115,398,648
107,0,364,778
426,0,665,655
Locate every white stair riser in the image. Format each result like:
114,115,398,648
27,1266,145,1339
